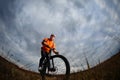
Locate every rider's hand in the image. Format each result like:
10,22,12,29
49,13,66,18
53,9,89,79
55,52,59,55
43,44,50,49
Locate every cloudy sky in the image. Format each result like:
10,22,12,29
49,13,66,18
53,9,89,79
0,0,120,73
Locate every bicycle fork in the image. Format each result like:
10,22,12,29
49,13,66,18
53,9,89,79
48,58,56,72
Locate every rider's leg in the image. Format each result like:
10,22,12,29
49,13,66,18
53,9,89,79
39,50,45,67
45,53,50,70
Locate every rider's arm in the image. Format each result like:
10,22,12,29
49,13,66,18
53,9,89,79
42,38,51,48
53,48,59,55
52,43,59,54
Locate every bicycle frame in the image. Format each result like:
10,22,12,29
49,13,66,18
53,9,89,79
41,52,56,74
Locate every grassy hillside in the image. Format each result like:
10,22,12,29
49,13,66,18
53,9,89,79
69,51,120,80
0,51,120,80
0,55,41,80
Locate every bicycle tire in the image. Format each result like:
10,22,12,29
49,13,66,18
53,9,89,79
41,55,70,80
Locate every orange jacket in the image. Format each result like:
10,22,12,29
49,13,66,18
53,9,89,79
41,38,56,53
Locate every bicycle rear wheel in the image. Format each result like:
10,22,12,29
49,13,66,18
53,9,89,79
41,55,70,80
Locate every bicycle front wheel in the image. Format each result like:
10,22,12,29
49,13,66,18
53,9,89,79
47,55,70,80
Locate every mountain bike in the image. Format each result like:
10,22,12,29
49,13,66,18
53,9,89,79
39,52,70,80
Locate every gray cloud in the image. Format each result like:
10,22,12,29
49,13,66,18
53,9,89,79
0,0,120,73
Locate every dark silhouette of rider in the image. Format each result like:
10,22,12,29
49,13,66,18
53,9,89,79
38,34,59,71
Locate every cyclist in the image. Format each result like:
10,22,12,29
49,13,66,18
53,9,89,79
38,34,59,71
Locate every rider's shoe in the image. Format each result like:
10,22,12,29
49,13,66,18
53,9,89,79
38,67,42,72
